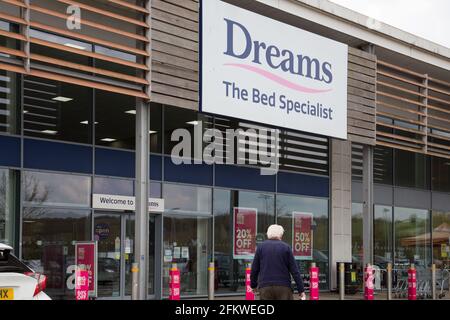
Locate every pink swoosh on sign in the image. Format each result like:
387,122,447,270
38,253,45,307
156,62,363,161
224,63,332,94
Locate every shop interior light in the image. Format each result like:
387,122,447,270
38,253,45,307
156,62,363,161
41,130,58,135
186,120,199,126
52,96,73,102
80,120,99,125
149,130,157,134
23,110,29,114
64,43,87,50
125,110,136,115
101,138,116,142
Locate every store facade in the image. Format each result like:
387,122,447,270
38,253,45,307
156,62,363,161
0,0,449,300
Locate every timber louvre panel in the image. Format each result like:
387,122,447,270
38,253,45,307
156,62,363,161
376,59,450,159
0,0,150,98
150,0,199,110
347,47,377,146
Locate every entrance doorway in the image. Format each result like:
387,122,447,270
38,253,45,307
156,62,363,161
93,211,157,299
162,215,211,297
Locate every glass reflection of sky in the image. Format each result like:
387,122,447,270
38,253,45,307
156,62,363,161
213,190,328,218
375,206,392,219
213,189,231,216
239,192,274,214
94,177,134,196
395,207,429,221
150,182,162,198
352,203,363,218
164,184,211,215
23,171,91,207
22,207,90,220
276,195,328,219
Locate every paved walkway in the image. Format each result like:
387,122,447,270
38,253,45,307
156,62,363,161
203,290,450,300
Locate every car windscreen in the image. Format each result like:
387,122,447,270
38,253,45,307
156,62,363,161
0,250,33,273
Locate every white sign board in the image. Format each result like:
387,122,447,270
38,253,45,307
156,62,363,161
201,0,348,139
92,194,164,213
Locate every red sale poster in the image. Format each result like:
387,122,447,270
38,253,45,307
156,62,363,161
292,212,313,260
75,241,98,297
75,270,89,301
233,207,257,259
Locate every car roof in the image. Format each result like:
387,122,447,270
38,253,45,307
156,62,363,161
0,243,13,251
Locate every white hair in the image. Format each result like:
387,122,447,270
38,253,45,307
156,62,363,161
267,224,285,240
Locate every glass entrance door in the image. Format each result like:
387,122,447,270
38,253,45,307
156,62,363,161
94,213,122,298
124,215,134,296
94,212,155,299
162,215,211,297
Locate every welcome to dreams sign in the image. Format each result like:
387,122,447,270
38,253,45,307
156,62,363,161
201,0,348,139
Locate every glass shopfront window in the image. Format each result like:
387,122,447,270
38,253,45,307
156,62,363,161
352,144,363,182
21,208,91,300
149,182,161,198
351,203,363,264
94,177,134,196
374,146,393,185
164,106,213,159
150,103,162,154
395,150,430,190
23,171,91,207
374,206,393,266
95,91,136,150
213,189,275,294
394,207,431,267
0,70,20,134
276,195,329,290
162,184,212,297
0,169,17,247
0,21,20,53
23,76,93,144
431,211,450,268
432,157,450,193
94,46,142,78
29,29,93,67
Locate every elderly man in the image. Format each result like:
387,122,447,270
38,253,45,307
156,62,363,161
250,224,306,300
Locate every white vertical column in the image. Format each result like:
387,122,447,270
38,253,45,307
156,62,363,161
330,139,352,290
134,99,149,300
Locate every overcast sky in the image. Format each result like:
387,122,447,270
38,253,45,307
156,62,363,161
328,0,450,48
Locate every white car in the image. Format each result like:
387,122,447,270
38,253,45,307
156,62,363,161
0,243,51,300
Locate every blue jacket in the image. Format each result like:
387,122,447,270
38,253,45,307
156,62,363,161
250,240,305,293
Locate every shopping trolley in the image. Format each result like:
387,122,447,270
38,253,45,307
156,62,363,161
437,268,449,299
393,268,409,299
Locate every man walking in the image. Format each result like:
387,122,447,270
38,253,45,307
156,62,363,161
250,224,306,300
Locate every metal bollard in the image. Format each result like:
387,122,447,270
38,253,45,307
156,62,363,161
339,263,345,300
387,263,392,300
431,264,436,300
131,263,139,300
208,262,215,300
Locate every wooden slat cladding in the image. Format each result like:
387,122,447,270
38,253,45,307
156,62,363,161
150,0,199,110
376,59,450,160
0,0,149,98
347,47,377,146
